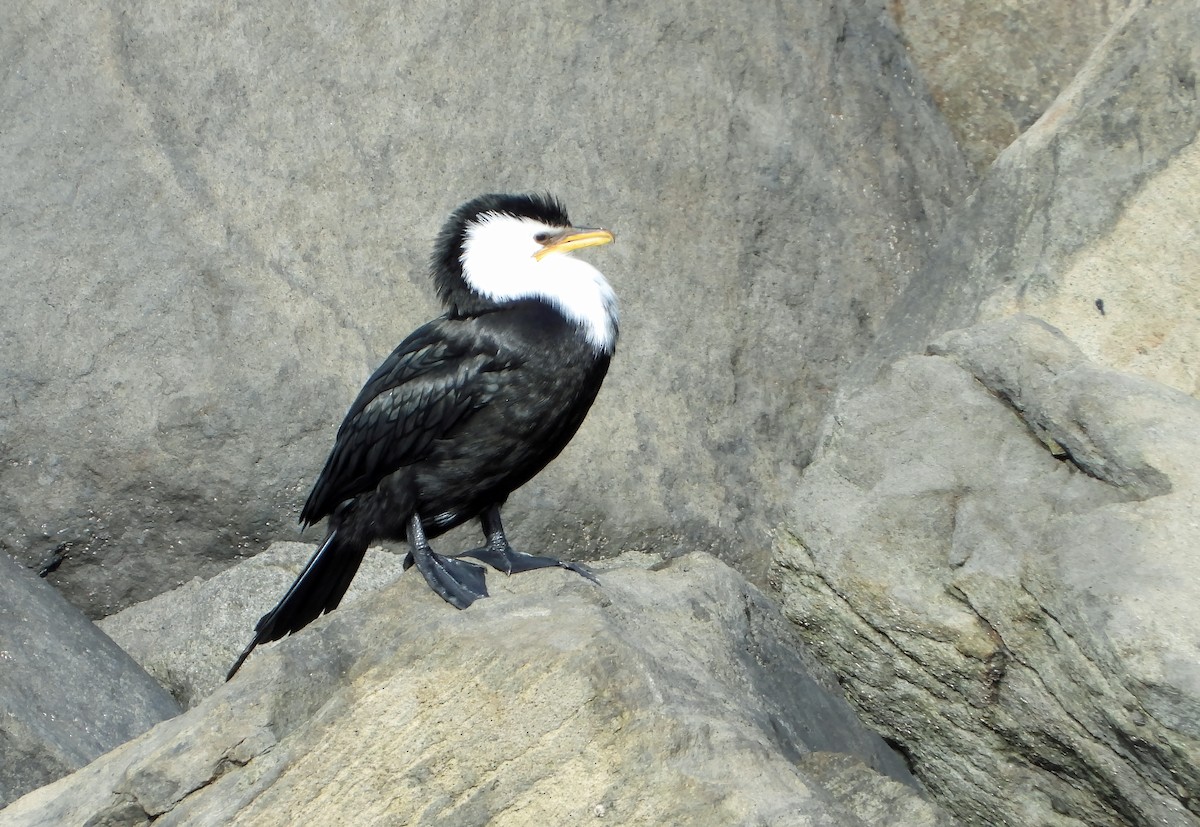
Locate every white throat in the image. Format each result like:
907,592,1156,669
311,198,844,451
460,214,619,353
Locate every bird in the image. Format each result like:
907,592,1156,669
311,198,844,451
227,193,617,679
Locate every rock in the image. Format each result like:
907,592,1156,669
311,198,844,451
771,2,1200,821
1,552,950,826
0,553,181,809
890,0,1128,172
861,0,1200,400
1,0,967,618
773,316,1200,826
98,542,409,708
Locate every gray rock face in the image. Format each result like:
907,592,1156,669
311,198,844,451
773,316,1200,826
6,0,1193,823
860,0,1200,397
98,542,410,707
767,2,1200,822
0,0,967,617
0,553,181,809
890,0,1130,172
1,552,950,826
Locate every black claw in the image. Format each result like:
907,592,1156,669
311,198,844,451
561,560,600,585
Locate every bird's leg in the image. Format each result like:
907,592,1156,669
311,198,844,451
405,512,489,609
458,505,599,584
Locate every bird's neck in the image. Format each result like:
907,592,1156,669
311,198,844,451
537,263,619,355
457,257,619,355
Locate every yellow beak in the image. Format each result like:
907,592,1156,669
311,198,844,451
533,228,616,261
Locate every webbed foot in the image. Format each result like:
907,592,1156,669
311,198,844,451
405,515,489,609
459,545,598,584
459,505,599,585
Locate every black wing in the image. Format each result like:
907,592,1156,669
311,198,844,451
300,318,510,525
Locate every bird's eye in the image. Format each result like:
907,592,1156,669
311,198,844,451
534,232,552,244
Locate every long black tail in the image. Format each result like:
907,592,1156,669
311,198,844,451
226,528,368,680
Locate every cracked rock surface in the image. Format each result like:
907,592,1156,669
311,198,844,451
1,552,951,826
773,316,1200,826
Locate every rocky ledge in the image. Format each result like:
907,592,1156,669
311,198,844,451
2,551,948,826
774,317,1200,826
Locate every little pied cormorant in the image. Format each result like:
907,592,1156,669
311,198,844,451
227,193,617,679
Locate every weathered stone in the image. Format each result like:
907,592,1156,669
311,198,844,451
8,0,1194,823
0,0,967,618
0,553,181,809
890,0,1130,172
98,542,409,708
861,0,1200,400
981,138,1200,399
770,3,1200,821
773,316,1200,826
1,552,950,826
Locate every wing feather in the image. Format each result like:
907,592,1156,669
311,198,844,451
300,319,507,524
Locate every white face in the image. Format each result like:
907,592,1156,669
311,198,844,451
460,213,618,354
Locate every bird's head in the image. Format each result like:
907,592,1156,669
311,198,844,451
431,193,618,354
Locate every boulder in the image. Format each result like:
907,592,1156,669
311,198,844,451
889,0,1128,172
98,542,409,708
1,552,951,826
770,1,1200,822
773,316,1200,826
0,0,967,617
0,553,180,809
860,0,1200,401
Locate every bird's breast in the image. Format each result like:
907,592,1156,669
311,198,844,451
409,304,611,531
